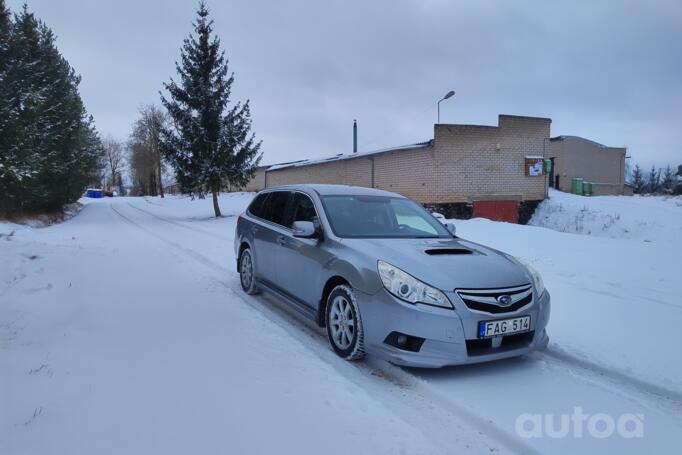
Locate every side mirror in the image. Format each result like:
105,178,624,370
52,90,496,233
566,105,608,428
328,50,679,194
431,212,446,223
444,222,456,236
292,220,318,238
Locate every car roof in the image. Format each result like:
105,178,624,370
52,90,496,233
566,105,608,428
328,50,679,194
261,184,405,198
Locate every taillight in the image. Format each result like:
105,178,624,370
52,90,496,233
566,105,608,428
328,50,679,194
237,213,243,224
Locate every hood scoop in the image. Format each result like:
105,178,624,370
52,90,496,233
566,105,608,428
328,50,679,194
424,248,473,256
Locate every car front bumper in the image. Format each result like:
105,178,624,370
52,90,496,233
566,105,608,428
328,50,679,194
358,287,551,368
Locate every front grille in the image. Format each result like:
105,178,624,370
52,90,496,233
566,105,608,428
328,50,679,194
456,284,533,314
466,331,535,356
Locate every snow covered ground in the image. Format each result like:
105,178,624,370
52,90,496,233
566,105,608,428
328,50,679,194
448,189,682,396
1,191,681,454
529,188,682,241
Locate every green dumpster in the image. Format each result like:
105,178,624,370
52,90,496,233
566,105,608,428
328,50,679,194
571,178,584,195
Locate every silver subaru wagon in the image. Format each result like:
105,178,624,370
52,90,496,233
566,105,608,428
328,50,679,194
234,184,550,367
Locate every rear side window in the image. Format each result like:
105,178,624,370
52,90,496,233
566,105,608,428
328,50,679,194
261,191,291,226
248,193,269,218
288,193,318,227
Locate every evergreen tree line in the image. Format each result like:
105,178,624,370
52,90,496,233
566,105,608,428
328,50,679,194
630,163,681,195
0,1,103,216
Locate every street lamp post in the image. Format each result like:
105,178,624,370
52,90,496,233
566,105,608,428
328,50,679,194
437,90,455,124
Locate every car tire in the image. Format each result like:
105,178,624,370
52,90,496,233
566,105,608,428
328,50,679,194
239,248,260,295
325,285,365,361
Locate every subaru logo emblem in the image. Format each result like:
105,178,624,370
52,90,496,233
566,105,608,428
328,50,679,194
497,295,512,306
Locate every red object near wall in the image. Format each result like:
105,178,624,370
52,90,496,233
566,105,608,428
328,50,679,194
472,200,519,224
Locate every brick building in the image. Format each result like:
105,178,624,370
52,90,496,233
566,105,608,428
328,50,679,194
245,114,552,222
548,136,627,195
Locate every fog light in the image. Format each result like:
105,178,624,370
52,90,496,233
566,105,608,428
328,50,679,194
383,331,425,352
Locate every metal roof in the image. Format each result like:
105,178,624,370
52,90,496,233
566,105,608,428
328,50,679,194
549,135,609,148
262,183,404,197
265,140,432,172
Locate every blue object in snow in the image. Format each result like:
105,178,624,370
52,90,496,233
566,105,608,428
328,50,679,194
86,189,103,198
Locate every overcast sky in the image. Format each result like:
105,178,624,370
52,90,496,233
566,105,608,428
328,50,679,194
8,0,682,168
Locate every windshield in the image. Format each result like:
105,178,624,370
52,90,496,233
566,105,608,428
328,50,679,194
321,195,451,238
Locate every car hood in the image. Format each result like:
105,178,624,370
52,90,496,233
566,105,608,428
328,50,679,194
342,237,531,291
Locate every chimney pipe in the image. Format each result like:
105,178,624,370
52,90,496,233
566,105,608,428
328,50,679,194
353,119,357,153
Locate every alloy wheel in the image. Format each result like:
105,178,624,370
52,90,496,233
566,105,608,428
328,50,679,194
329,295,355,350
240,251,253,289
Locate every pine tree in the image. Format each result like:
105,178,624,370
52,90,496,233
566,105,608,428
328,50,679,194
0,0,19,214
0,4,102,216
631,164,644,194
0,2,8,198
646,165,660,194
160,1,261,217
661,165,674,192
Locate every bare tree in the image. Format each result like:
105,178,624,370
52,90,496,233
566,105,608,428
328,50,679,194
127,106,169,197
128,123,157,196
102,135,125,194
139,105,167,197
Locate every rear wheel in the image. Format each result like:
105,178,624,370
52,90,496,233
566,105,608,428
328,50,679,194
239,248,260,295
326,285,365,361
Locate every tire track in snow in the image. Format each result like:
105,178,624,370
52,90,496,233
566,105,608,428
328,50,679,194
541,346,682,406
110,203,535,455
110,205,227,273
125,202,230,241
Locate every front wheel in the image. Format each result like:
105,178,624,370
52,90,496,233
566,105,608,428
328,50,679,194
239,248,260,295
325,285,365,361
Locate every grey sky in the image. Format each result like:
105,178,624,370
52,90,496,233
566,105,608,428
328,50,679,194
8,0,682,168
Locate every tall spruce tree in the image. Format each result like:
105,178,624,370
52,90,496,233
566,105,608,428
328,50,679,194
661,165,675,192
160,2,261,217
646,165,660,194
631,164,644,194
0,3,102,215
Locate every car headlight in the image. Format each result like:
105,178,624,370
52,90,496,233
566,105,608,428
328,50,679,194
377,260,452,309
517,259,545,297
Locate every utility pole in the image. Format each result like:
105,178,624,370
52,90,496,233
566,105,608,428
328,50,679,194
353,119,358,153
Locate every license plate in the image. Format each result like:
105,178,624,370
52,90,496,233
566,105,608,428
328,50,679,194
478,316,530,338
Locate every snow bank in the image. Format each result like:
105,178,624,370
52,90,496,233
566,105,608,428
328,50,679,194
0,202,85,230
132,192,254,221
529,188,682,241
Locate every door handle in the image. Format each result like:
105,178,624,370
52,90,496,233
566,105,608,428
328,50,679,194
252,225,259,234
276,235,287,246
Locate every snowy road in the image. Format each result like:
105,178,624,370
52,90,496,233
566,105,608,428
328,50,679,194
2,194,681,454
